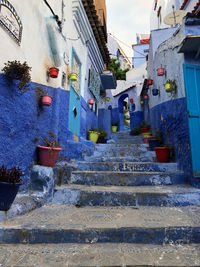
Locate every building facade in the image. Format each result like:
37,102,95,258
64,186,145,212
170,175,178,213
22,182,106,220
0,0,110,182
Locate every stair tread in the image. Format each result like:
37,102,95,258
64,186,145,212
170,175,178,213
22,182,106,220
0,243,200,266
56,184,200,194
1,204,200,229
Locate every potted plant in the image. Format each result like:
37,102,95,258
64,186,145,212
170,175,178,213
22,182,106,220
140,100,144,105
0,165,23,211
49,67,59,78
155,146,170,162
2,60,31,93
130,126,141,136
36,86,52,106
69,73,77,81
152,89,159,96
37,131,62,167
140,121,150,133
165,79,176,93
157,68,165,76
112,121,118,132
147,79,153,85
88,128,99,143
97,129,107,143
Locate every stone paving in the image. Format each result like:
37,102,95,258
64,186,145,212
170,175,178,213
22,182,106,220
1,131,200,266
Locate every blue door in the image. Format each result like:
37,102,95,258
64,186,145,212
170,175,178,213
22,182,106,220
183,64,200,178
68,50,81,137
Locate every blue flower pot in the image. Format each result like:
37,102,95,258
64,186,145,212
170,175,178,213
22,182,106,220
0,182,21,211
152,89,159,96
148,139,160,151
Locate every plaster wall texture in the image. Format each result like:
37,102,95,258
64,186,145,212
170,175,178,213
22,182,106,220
0,0,104,180
132,44,149,68
147,19,200,182
150,0,198,31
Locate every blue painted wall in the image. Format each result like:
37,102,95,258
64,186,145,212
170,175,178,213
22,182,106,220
0,74,97,183
150,97,193,180
130,111,144,129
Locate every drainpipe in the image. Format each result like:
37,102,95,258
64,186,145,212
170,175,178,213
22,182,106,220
43,0,62,31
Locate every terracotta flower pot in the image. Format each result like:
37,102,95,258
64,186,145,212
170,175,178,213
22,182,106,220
42,95,52,106
49,67,59,78
37,145,62,167
157,68,165,76
154,147,170,162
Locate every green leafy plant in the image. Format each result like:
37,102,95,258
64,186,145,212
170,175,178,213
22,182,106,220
0,165,23,185
2,60,31,93
140,120,150,129
107,58,129,80
97,128,107,143
112,121,118,126
41,131,60,148
130,126,141,136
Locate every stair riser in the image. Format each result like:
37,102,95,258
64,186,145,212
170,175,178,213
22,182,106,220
0,227,199,244
93,151,155,157
53,189,200,207
77,162,178,172
70,172,185,186
95,147,148,153
84,156,156,163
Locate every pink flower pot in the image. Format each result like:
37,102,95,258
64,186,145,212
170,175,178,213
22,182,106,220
37,145,62,167
157,68,165,76
42,95,52,106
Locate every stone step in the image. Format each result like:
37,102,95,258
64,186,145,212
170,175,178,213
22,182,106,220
70,170,185,186
76,162,178,172
95,143,148,150
93,150,155,158
53,184,200,207
1,205,200,245
110,139,144,144
0,243,200,266
84,156,156,162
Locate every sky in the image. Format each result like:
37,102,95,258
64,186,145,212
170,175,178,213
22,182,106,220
106,0,153,59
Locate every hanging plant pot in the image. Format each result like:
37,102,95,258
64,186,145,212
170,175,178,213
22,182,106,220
37,145,62,167
70,73,77,81
49,67,59,78
88,99,95,105
152,89,159,96
132,103,136,112
157,68,165,76
140,100,144,105
144,94,148,100
106,97,110,102
0,182,22,211
165,80,176,93
155,147,170,162
42,95,52,106
147,79,153,85
130,98,134,103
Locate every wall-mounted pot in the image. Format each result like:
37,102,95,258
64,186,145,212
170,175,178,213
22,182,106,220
42,95,52,106
147,79,153,85
49,67,59,78
157,68,165,76
152,89,159,96
69,73,77,81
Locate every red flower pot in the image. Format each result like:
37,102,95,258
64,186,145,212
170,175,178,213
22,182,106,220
157,68,165,76
147,79,153,85
37,145,62,167
42,95,52,106
130,98,134,103
141,127,150,133
154,147,170,162
49,67,59,78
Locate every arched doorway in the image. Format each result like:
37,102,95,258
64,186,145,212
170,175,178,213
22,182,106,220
118,94,130,131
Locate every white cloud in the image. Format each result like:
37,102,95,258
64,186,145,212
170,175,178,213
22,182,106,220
106,0,153,58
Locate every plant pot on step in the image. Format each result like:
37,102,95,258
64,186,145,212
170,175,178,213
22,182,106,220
89,131,99,143
154,147,170,162
143,136,152,144
141,127,150,133
0,182,22,211
42,95,52,106
37,145,62,167
112,126,118,132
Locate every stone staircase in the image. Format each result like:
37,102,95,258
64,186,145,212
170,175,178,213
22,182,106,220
0,131,200,266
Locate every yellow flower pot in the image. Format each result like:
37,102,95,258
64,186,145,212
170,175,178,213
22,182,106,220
89,131,99,143
112,126,118,132
70,73,77,81
140,100,144,105
142,132,151,137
